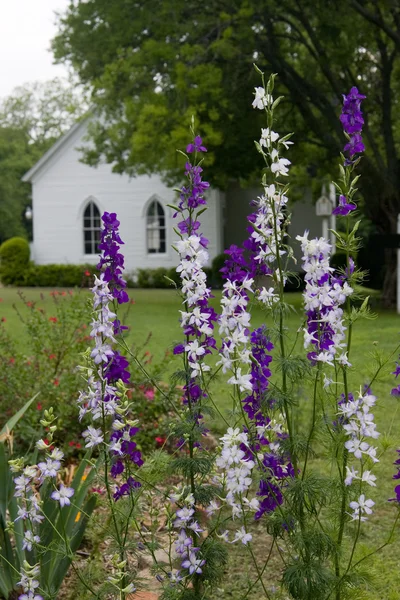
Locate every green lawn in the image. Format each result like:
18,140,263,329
1,287,400,599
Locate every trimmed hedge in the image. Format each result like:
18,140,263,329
22,264,94,287
136,267,181,288
0,237,30,285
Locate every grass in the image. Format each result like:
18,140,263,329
1,286,399,599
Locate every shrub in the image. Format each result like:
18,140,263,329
0,237,30,285
0,290,92,456
137,268,152,288
23,263,94,287
137,267,179,288
330,251,347,270
211,252,226,288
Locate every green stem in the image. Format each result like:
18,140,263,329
302,364,321,479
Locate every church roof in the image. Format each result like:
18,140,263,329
22,117,89,183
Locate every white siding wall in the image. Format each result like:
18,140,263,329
30,120,223,273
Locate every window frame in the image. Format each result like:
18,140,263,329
83,200,101,256
146,199,167,255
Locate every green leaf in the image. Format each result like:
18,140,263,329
50,495,97,593
0,392,40,437
271,95,284,110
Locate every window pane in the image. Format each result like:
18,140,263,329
85,240,92,254
93,217,101,228
156,202,164,216
160,227,166,253
149,217,160,229
84,230,92,242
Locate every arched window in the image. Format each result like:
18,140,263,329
146,199,166,254
83,200,101,255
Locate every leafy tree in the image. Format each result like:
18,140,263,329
0,127,37,244
52,0,400,305
0,78,88,243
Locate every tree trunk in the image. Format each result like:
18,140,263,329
382,247,397,308
360,159,400,309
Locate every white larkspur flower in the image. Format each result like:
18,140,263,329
252,87,273,110
227,368,253,392
22,530,41,552
270,149,291,176
233,526,252,545
349,494,374,521
82,425,104,448
361,470,377,486
51,484,74,507
37,458,61,479
259,127,279,148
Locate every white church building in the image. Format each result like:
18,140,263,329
22,117,332,274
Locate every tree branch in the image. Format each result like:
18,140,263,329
350,0,400,48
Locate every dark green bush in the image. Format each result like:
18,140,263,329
211,253,226,288
167,267,181,286
152,267,169,288
330,252,347,271
137,267,179,288
23,263,93,287
137,268,152,288
0,237,30,285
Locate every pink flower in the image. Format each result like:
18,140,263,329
144,388,155,400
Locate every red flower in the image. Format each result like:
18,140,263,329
69,441,75,447
26,301,33,307
49,317,57,323
84,270,91,277
61,291,66,296
155,436,166,446
36,402,42,410
53,378,60,386
49,353,56,360
9,357,15,364
75,442,81,449
1,317,6,322
130,299,135,305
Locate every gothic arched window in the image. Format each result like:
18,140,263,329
83,200,101,255
146,199,166,254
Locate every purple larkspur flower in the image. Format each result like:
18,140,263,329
344,133,365,158
97,212,129,304
339,87,366,135
389,451,400,502
186,135,207,154
332,195,357,216
339,86,366,167
113,476,141,501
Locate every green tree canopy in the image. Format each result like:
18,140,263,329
52,0,400,303
0,78,88,243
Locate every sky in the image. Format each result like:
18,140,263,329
0,0,71,99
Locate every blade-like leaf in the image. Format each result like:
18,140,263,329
49,495,97,594
0,392,40,437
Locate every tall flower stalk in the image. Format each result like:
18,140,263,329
168,125,224,595
77,212,142,598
